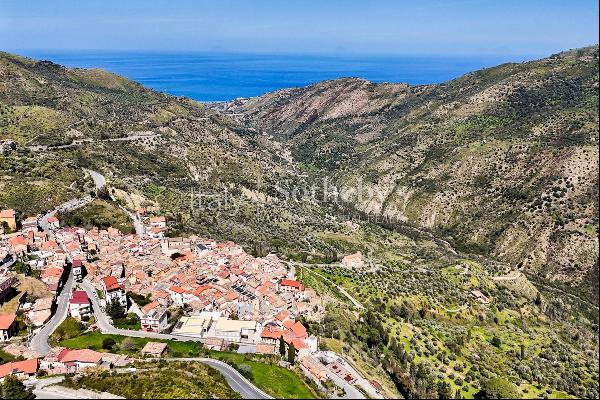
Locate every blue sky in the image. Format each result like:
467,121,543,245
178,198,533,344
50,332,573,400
0,0,598,56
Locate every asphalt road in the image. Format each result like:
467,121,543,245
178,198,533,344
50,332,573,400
29,269,74,356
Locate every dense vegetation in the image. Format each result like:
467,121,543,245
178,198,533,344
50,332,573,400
58,199,134,233
62,361,241,399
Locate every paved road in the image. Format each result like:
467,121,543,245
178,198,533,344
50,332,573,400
84,168,106,189
492,271,522,281
29,268,74,356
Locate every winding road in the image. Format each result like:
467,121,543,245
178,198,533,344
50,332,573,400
29,249,75,356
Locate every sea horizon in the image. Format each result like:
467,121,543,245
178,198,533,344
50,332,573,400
12,49,537,102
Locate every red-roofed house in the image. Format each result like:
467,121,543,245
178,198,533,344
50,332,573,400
57,349,103,373
149,216,166,229
47,216,60,230
69,291,91,321
0,358,39,380
168,285,186,305
290,321,308,338
8,235,27,255
102,276,127,308
0,314,17,341
260,326,287,344
280,279,304,292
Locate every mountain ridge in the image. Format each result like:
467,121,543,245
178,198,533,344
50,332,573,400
217,45,599,300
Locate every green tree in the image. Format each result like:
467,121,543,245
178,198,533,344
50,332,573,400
490,336,502,348
106,297,125,319
2,375,32,399
279,336,286,356
520,343,525,360
475,378,520,399
102,337,116,350
287,342,295,364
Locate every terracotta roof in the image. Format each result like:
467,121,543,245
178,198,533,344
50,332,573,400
275,310,290,321
41,267,63,278
9,235,26,247
102,276,121,291
69,291,89,305
261,328,286,340
0,358,38,378
58,349,102,363
47,216,59,223
281,279,304,290
169,285,186,294
142,301,160,314
290,321,308,338
0,314,16,330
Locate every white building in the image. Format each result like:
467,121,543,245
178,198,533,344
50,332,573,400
68,291,92,321
141,307,168,333
102,276,127,308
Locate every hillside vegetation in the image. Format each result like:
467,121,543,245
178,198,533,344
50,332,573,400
1,48,598,399
218,46,599,301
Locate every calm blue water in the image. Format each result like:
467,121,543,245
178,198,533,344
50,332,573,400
20,51,526,102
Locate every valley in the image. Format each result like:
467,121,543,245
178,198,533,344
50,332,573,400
0,47,598,399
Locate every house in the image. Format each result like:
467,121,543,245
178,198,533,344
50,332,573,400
141,342,168,357
300,355,328,381
0,358,39,381
47,216,60,230
0,313,17,341
22,216,38,232
102,276,127,308
72,259,84,282
168,285,186,306
471,290,490,304
8,235,27,255
69,291,92,321
41,267,64,286
140,303,168,333
280,279,305,293
56,348,103,373
0,209,17,231
149,216,166,229
260,326,287,345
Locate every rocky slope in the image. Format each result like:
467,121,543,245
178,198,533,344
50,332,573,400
218,46,599,300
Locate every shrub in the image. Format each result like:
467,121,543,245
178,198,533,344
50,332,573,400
102,337,116,350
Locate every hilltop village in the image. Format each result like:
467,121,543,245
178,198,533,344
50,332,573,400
0,206,382,397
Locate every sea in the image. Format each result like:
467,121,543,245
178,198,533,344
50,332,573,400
19,51,530,102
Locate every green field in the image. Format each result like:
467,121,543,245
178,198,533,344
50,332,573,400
58,331,204,358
